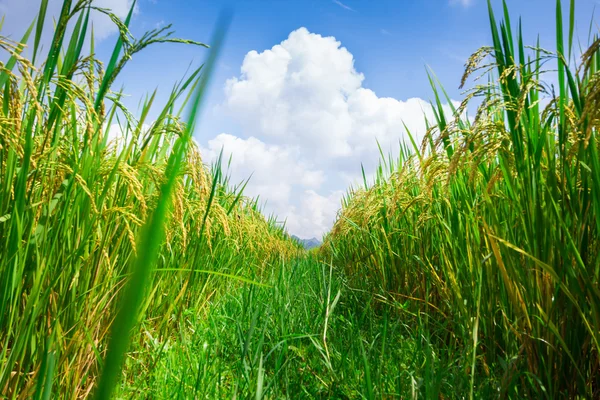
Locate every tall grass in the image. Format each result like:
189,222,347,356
324,0,600,397
0,1,298,397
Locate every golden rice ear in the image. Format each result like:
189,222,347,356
580,72,600,144
580,37,600,77
460,46,495,89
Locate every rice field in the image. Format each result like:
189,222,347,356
1,0,600,398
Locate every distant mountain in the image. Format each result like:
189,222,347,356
291,235,322,250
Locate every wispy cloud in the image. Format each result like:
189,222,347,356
380,28,392,36
450,0,474,7
332,0,356,12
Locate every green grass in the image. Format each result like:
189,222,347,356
2,0,600,398
115,256,472,399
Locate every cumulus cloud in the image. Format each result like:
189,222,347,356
285,190,344,239
201,134,324,207
204,28,459,239
0,0,137,43
222,28,454,168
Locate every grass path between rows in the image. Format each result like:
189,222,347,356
115,254,481,399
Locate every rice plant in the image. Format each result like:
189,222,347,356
3,0,600,398
0,1,298,397
324,0,600,397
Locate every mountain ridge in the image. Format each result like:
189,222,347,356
291,235,321,250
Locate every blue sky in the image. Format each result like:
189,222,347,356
105,0,596,115
2,0,599,238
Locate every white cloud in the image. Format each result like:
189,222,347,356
285,190,344,239
222,28,455,168
205,28,460,238
201,133,324,209
223,27,363,159
0,0,137,44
